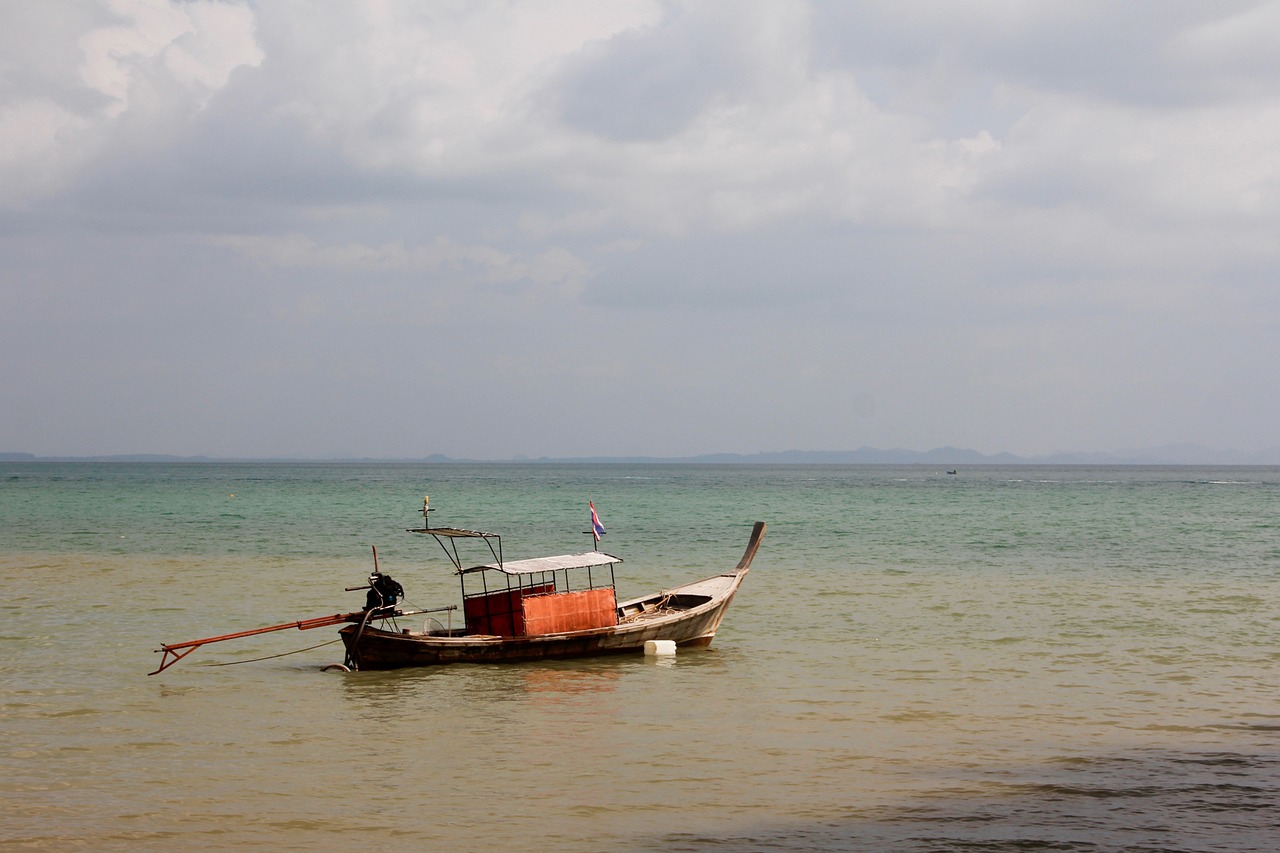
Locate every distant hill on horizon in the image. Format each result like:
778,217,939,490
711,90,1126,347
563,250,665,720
4,445,1279,465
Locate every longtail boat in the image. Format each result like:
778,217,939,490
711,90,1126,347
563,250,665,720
151,501,765,674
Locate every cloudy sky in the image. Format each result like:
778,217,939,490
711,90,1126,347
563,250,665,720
3,1,1279,460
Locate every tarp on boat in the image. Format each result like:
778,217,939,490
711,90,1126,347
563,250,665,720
459,552,623,576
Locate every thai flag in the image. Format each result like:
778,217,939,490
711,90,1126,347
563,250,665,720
590,501,606,541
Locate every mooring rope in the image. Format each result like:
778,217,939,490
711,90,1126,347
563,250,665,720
200,637,344,667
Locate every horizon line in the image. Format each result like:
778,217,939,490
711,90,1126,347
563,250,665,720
4,445,1279,466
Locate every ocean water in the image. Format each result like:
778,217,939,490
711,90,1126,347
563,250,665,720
2,462,1279,851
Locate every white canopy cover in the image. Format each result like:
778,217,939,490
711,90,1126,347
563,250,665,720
459,552,623,576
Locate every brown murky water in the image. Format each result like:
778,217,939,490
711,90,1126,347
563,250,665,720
4,463,1278,850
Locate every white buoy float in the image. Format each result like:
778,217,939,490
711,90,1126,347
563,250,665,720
644,639,677,656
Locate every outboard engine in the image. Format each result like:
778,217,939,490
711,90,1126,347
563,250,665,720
364,572,404,611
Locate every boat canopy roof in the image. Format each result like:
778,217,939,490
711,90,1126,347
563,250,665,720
460,552,623,576
408,526,497,539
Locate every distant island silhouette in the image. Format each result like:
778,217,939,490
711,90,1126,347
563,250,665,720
4,445,1278,465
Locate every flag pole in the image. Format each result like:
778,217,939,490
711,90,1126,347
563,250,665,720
586,499,605,551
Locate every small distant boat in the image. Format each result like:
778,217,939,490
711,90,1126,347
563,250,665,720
947,469,957,475
151,501,764,674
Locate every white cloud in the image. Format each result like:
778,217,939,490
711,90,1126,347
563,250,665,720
191,1,1005,238
76,0,262,111
1169,2,1280,98
255,1,657,174
0,99,97,205
981,94,1280,226
0,0,261,207
210,233,590,309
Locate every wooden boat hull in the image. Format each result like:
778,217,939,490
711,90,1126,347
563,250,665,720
339,522,764,670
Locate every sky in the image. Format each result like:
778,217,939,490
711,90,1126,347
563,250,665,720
3,1,1280,460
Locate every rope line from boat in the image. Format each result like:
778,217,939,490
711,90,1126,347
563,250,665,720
200,637,344,667
398,597,454,635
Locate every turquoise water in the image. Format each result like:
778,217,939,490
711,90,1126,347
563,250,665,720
3,463,1279,850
